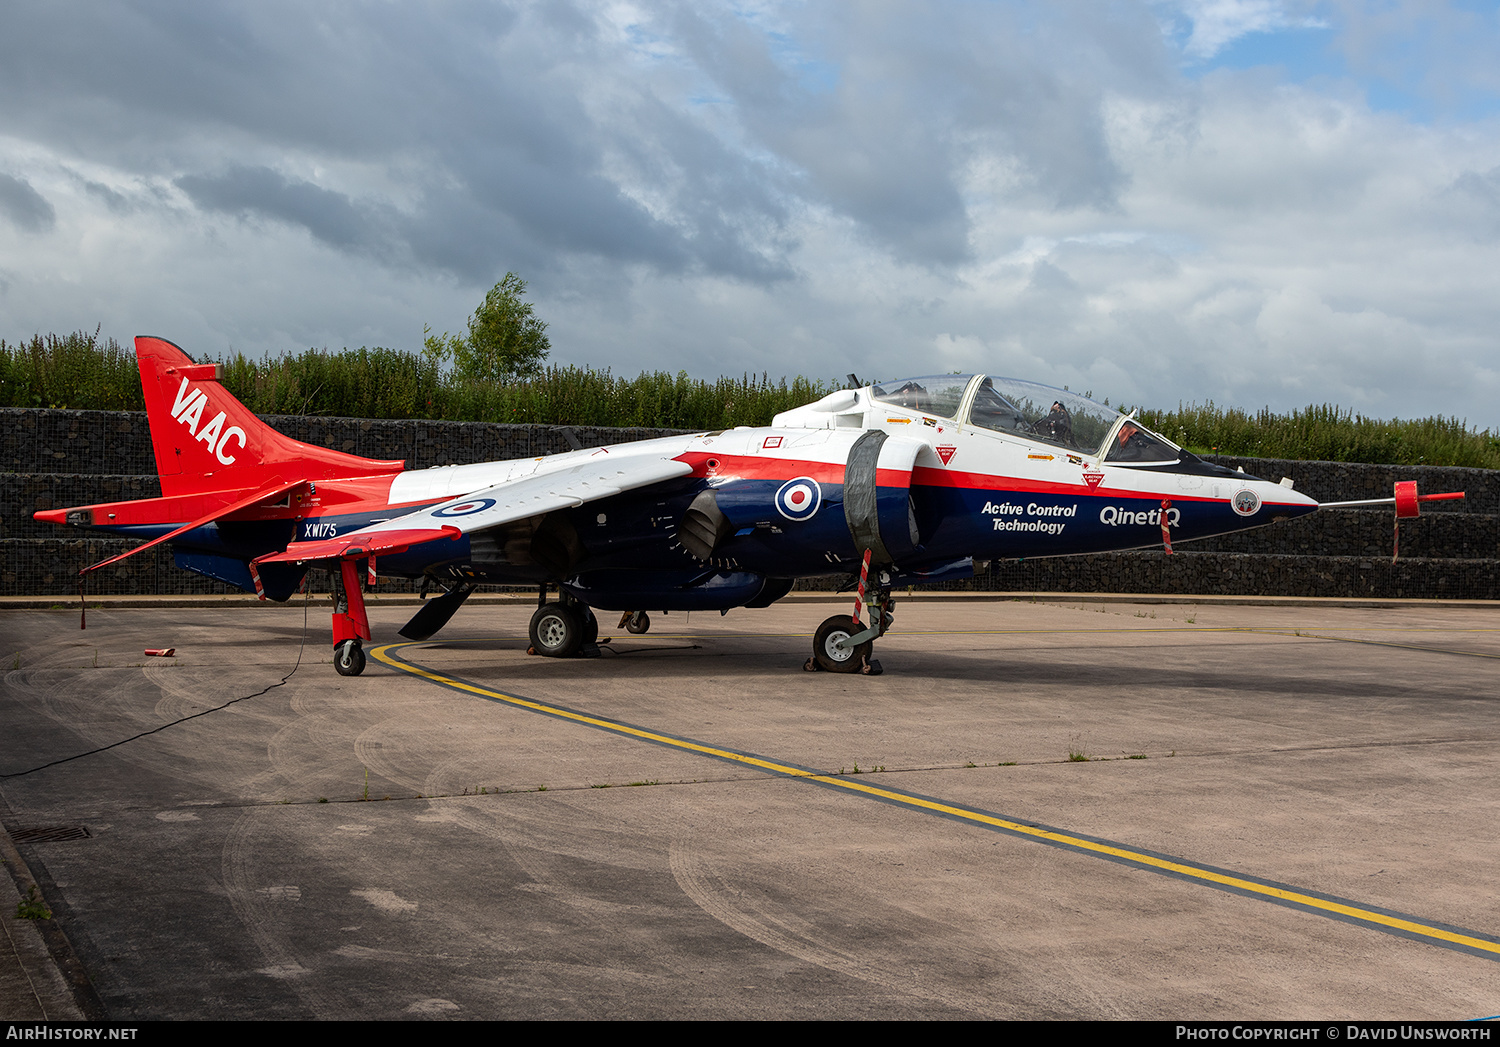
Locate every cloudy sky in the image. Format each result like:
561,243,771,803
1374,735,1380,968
2,1,1499,423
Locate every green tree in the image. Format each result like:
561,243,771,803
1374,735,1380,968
426,273,551,383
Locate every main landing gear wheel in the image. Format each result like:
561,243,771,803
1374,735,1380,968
334,638,366,677
580,607,599,647
623,611,651,635
811,615,872,674
529,603,584,658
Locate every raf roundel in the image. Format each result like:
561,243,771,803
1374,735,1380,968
433,497,498,518
775,477,822,521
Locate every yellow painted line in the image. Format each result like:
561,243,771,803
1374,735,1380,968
371,639,1500,961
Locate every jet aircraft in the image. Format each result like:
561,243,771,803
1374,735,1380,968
40,336,1347,675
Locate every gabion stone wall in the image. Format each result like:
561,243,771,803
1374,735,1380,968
1207,454,1500,514
3,407,1496,599
0,407,681,475
1,408,688,597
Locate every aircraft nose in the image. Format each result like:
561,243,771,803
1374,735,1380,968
1261,481,1319,515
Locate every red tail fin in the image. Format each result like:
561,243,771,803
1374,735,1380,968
136,336,405,496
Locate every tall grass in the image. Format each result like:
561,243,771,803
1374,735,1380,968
216,347,446,419
0,330,830,429
0,328,145,411
214,350,825,427
4,330,1498,467
1136,402,1500,469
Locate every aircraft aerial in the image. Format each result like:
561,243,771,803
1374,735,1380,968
36,336,1448,677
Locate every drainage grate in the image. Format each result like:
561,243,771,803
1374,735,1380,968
11,825,92,844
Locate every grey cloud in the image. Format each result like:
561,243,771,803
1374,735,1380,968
0,2,795,283
666,1,1165,265
1452,167,1500,205
670,6,974,264
0,174,56,232
1447,166,1500,240
0,1,1162,280
82,179,131,213
177,166,372,249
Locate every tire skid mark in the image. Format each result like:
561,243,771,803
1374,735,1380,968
375,639,1500,965
220,808,357,1020
669,841,1003,1018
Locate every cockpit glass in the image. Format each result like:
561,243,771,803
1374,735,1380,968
967,381,1027,434
1104,422,1179,464
972,377,1180,462
870,375,973,419
870,373,1180,462
968,378,1107,454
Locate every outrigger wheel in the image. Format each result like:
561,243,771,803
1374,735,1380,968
334,638,366,677
624,611,650,634
330,561,370,677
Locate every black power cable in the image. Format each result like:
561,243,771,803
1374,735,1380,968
1,585,314,781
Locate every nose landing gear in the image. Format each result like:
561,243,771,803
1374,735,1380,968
806,571,891,675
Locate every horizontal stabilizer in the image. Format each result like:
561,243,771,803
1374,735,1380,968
74,479,305,577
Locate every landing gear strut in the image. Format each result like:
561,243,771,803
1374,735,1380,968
331,559,371,676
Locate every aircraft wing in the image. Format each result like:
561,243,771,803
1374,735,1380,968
258,455,694,564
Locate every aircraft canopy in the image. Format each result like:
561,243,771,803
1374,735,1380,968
870,374,1180,464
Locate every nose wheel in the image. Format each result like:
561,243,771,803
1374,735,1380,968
811,615,871,673
805,590,891,675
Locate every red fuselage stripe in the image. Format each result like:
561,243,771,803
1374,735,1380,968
675,451,910,487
